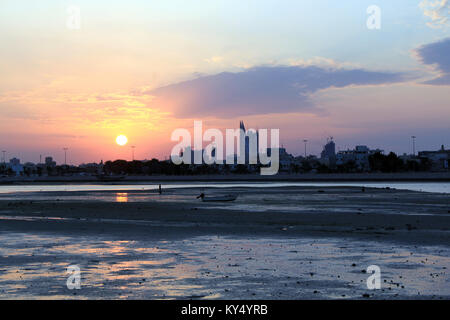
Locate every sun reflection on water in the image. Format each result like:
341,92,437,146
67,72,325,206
115,193,128,203
1,232,449,300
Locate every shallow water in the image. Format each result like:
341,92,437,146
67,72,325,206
0,231,448,299
1,186,446,216
0,182,449,194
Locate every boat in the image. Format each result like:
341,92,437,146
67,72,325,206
196,193,238,202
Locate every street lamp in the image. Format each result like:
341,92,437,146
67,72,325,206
303,139,308,158
131,146,136,161
63,148,68,165
411,136,416,156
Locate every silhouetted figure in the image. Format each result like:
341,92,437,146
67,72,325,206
362,187,366,193
158,184,162,194
197,193,205,199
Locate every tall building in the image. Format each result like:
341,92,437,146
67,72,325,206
240,121,259,164
320,137,336,166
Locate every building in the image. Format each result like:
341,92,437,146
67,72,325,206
180,146,206,164
23,162,37,175
264,147,296,172
336,145,383,172
279,147,295,172
320,137,336,167
419,145,449,171
45,156,56,167
240,121,259,164
7,158,24,176
78,161,104,175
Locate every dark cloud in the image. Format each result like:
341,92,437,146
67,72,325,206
416,37,450,85
147,65,407,118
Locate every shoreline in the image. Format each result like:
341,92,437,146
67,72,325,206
1,186,449,246
1,172,450,184
1,181,448,196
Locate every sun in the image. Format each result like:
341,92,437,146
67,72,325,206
116,135,128,146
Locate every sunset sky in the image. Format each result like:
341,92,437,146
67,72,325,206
1,0,449,165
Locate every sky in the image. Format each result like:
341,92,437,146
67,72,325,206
0,0,449,164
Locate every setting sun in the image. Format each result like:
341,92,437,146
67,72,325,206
116,135,128,146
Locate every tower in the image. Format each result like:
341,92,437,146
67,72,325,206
321,137,336,166
239,120,259,164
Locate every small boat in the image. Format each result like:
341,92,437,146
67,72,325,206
197,193,238,202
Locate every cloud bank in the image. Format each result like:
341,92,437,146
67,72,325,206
148,65,407,118
416,37,450,85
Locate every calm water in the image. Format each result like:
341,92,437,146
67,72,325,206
0,182,449,194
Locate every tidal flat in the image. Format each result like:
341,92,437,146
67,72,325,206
0,185,449,299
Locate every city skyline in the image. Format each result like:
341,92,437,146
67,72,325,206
0,133,444,166
1,1,449,165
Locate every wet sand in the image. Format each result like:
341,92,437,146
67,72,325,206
0,186,449,299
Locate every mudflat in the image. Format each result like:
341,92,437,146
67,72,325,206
0,186,449,299
0,186,449,244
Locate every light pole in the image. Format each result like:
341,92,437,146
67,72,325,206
411,136,416,156
131,146,136,161
303,139,308,158
63,148,68,166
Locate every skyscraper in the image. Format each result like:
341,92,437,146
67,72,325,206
321,137,336,166
240,121,259,164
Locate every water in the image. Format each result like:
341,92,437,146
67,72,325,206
0,182,449,194
0,182,448,299
0,231,448,299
